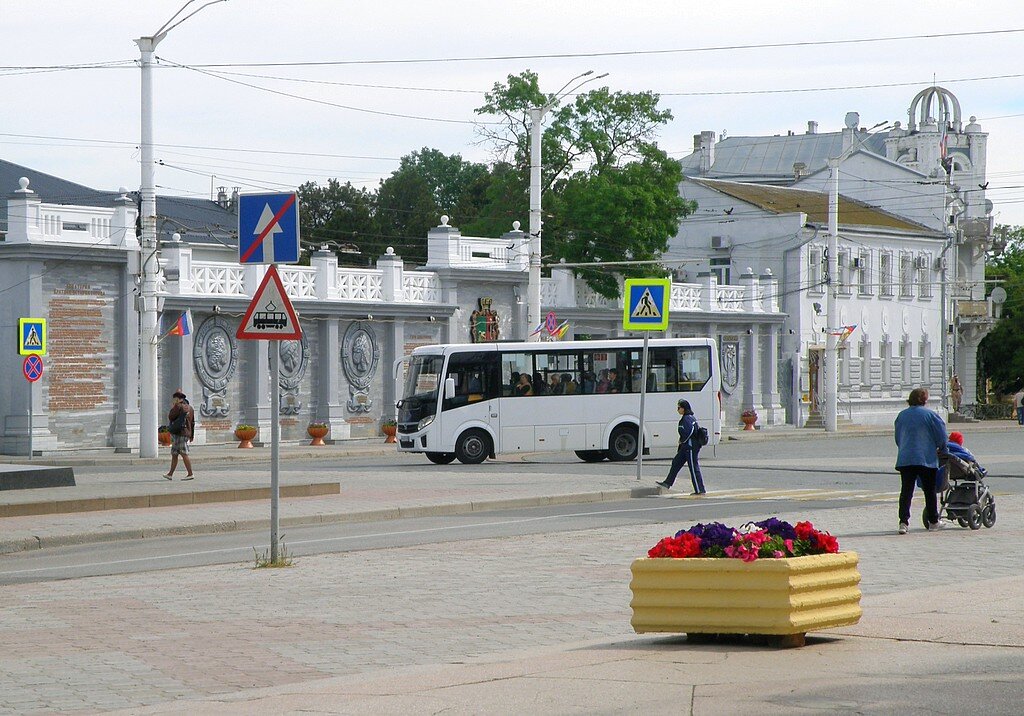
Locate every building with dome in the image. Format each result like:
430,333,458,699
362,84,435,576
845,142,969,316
670,87,999,426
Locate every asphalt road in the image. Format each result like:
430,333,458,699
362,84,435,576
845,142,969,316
0,495,866,585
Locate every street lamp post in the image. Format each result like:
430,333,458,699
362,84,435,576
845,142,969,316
135,1,226,457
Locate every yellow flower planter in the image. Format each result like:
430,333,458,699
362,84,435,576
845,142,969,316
630,552,862,645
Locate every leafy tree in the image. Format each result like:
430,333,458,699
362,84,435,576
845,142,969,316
297,179,375,266
979,224,1024,395
471,71,694,297
374,148,494,263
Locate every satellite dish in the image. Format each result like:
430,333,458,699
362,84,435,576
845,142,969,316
985,199,994,214
844,112,860,129
991,287,1007,304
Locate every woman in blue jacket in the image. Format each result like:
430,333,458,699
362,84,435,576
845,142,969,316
656,399,706,494
894,388,947,534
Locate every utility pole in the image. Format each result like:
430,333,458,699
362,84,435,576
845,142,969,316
525,71,606,341
136,34,160,458
135,1,226,457
825,158,840,433
527,105,543,342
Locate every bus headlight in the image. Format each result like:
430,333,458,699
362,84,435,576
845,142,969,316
417,415,435,431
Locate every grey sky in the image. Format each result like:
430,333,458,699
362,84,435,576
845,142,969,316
3,0,1022,227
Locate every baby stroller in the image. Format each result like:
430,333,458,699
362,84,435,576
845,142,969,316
934,453,996,530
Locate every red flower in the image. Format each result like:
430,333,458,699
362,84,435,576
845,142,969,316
794,521,816,541
648,533,702,558
813,532,840,553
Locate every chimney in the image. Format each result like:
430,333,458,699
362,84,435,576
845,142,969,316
793,162,807,180
806,121,818,135
693,130,716,174
216,185,228,208
230,187,240,210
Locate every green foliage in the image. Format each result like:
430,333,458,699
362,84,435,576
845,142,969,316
472,71,694,297
253,540,294,569
979,224,1024,395
297,179,375,266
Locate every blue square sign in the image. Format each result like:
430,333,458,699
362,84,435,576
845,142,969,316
238,192,300,264
623,279,670,331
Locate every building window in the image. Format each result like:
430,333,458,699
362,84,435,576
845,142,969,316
837,249,850,295
807,248,823,294
857,250,871,296
899,254,913,297
710,257,731,286
879,252,894,297
918,254,933,298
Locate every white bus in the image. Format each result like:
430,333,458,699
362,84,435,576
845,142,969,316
395,338,721,465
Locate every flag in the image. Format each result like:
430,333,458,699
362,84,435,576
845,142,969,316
529,323,545,337
169,310,192,336
554,321,570,339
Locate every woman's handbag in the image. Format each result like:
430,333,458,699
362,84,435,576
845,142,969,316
168,412,186,435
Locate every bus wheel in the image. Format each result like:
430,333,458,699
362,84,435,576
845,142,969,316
607,425,638,461
425,452,456,465
455,429,491,465
575,450,607,463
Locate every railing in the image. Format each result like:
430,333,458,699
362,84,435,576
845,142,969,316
715,285,745,312
279,266,317,299
671,283,701,311
403,272,442,303
540,281,558,306
191,262,245,296
336,269,383,302
575,284,615,309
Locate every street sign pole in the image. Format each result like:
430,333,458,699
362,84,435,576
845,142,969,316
270,338,281,563
28,379,33,461
635,331,650,482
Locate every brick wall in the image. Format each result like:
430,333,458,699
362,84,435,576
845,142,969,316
44,267,120,448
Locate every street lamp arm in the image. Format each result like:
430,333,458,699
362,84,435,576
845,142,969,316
152,0,228,41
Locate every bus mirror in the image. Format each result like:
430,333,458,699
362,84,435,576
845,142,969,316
444,377,456,399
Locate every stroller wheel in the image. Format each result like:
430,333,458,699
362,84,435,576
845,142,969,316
956,517,968,528
966,505,983,530
982,502,996,529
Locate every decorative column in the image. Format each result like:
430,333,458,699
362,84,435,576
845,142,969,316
112,260,141,452
761,326,783,426
5,177,43,244
242,340,272,443
317,318,350,440
699,272,716,312
744,324,764,418
378,247,404,302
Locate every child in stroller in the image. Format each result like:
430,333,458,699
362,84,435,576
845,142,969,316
936,432,995,530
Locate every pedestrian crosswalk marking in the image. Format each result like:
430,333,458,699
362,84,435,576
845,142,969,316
662,487,1011,503
630,288,662,319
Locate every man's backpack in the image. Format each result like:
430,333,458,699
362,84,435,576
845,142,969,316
168,412,187,436
693,425,710,447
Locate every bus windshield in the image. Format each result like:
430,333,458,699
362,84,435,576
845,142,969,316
398,354,444,426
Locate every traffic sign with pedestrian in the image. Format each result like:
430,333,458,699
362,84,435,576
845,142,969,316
238,192,301,265
623,278,671,331
19,317,47,355
23,354,43,382
236,265,303,340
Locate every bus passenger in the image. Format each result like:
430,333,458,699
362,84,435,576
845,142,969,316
561,373,578,394
596,369,611,394
608,369,621,393
548,373,563,395
533,372,547,395
581,371,596,394
515,373,533,396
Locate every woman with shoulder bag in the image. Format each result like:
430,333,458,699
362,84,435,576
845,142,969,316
656,399,707,494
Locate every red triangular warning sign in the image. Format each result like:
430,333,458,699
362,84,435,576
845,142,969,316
236,265,303,340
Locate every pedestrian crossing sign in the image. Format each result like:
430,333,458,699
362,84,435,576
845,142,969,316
18,317,46,356
623,278,670,331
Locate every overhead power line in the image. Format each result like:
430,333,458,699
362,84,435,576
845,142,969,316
172,27,1024,67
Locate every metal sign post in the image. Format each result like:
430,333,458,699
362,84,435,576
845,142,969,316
622,278,671,482
270,340,281,562
635,332,650,482
22,355,44,460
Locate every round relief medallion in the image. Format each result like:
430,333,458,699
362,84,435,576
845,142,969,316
193,316,238,392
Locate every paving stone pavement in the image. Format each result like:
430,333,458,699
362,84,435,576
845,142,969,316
2,491,1022,714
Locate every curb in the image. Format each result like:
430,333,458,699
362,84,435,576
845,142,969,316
0,482,340,518
0,486,660,555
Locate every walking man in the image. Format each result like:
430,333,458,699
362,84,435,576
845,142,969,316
1014,387,1024,426
164,390,196,480
656,399,706,494
894,387,946,534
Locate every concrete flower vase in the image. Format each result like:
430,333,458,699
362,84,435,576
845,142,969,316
629,552,862,647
